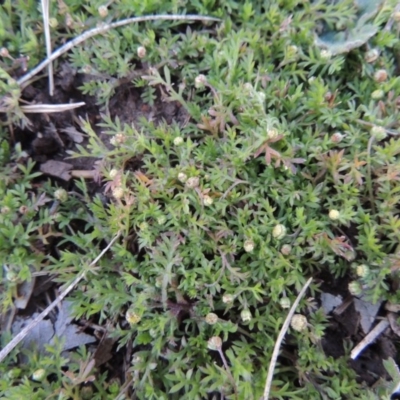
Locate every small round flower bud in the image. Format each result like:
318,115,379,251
1,206,10,214
344,250,355,261
7,369,21,379
32,368,46,382
109,168,118,179
157,215,166,225
83,65,93,75
6,270,18,282
329,209,340,220
291,314,307,332
371,126,387,140
19,205,28,214
244,239,255,253
267,128,279,140
272,224,287,240
320,49,332,60
371,89,385,100
348,281,362,296
207,336,222,351
243,82,253,93
257,91,266,102
112,187,124,199
205,313,218,325
393,11,400,22
54,188,68,202
374,69,388,83
195,74,207,89
203,195,213,206
279,297,291,309
49,18,58,28
126,309,141,325
222,294,234,304
287,45,298,57
186,176,199,189
173,136,183,146
365,49,379,63
331,132,344,143
177,172,188,183
137,46,146,59
149,328,157,338
241,309,252,322
139,222,148,230
98,5,108,18
115,133,127,144
356,264,370,278
51,212,61,221
0,47,10,57
280,244,292,256
324,91,333,102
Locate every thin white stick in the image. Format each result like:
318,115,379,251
350,318,390,360
41,0,54,95
0,231,120,363
262,277,313,400
17,14,220,87
20,102,85,113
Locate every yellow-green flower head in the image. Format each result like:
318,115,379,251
205,313,218,325
207,336,222,351
329,209,340,220
291,314,307,332
241,309,252,322
273,224,286,239
126,309,141,325
244,239,255,252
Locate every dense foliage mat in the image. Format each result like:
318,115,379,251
1,0,400,399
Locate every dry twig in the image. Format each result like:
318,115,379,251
17,14,221,88
20,102,85,113
350,318,390,360
262,277,313,400
40,0,54,95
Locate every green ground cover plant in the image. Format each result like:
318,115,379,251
1,0,400,399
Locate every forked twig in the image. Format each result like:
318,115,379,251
262,277,313,400
17,14,221,88
0,231,120,363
